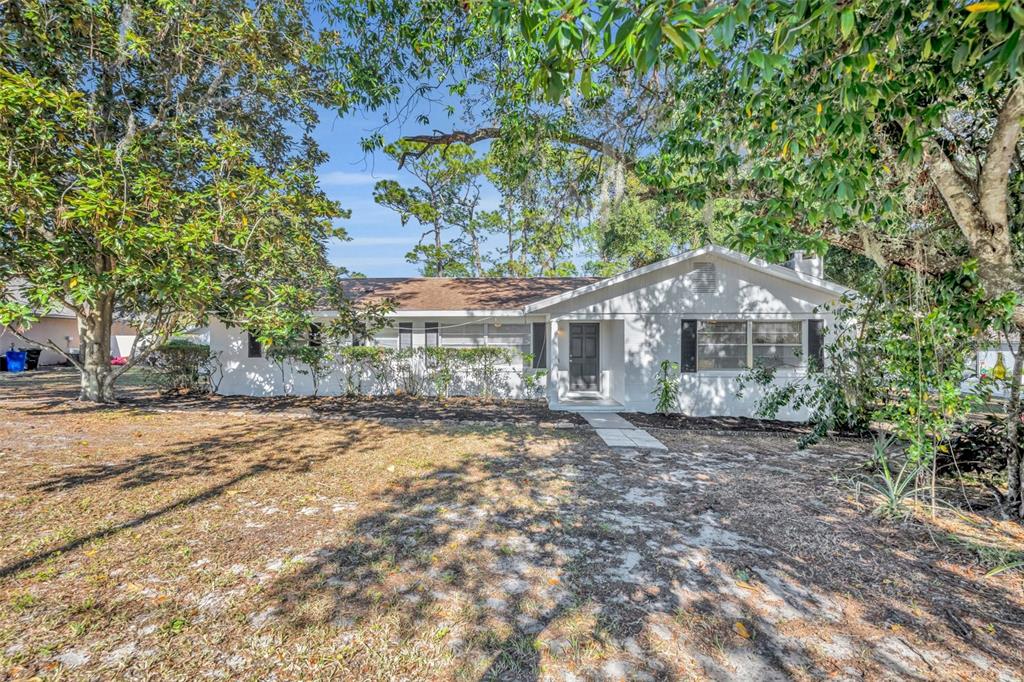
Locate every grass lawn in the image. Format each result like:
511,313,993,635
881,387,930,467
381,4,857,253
1,369,1023,680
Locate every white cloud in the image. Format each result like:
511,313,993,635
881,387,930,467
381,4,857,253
320,170,395,187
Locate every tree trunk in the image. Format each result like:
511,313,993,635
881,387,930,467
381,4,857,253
471,229,481,276
433,219,443,276
507,225,514,270
1009,333,1024,511
77,294,116,402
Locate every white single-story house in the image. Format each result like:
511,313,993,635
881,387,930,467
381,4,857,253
210,245,851,419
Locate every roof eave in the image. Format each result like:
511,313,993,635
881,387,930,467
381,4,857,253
522,244,852,313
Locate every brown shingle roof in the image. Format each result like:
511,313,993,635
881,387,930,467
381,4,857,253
339,277,600,311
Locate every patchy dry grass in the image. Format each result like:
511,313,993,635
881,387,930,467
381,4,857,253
1,370,1023,680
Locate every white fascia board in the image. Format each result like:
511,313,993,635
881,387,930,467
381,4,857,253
523,244,852,313
385,309,526,318
313,309,527,318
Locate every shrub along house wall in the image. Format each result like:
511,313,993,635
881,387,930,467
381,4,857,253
208,317,545,398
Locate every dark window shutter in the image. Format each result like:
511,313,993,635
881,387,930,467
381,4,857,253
680,320,697,372
309,323,322,347
399,322,413,349
424,322,439,347
247,333,262,359
531,322,547,368
808,320,825,371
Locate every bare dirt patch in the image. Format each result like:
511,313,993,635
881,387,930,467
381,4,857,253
624,412,835,436
146,392,584,425
1,372,1022,680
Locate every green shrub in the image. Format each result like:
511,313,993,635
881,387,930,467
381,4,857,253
521,353,548,399
290,345,333,397
456,347,514,398
651,359,680,415
425,347,457,398
148,342,212,393
393,348,429,396
336,346,392,396
264,343,519,398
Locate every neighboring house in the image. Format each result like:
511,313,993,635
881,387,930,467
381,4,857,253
2,283,138,366
210,245,850,418
966,334,1021,400
1,306,138,366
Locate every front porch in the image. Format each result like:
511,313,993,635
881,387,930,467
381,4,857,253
548,394,625,412
546,317,627,410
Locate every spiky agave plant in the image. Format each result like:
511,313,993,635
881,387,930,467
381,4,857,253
854,435,927,521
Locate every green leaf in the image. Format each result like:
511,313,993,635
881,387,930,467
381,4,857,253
662,23,687,53
840,9,855,38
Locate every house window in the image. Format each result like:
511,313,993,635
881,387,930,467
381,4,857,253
398,322,413,349
247,332,262,359
308,323,322,347
697,321,748,370
424,322,439,348
752,321,802,368
440,323,485,348
424,322,439,366
693,320,809,370
531,322,547,368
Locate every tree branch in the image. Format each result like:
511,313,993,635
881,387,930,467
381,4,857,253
979,81,1024,229
407,125,964,274
400,126,637,173
923,139,986,238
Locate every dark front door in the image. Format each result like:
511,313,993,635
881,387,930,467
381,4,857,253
569,323,600,391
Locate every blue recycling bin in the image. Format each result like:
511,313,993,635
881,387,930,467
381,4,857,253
5,350,27,373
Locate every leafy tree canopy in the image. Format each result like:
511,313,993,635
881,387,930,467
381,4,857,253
0,0,396,400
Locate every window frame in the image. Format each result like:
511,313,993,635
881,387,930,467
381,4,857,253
694,319,808,371
750,320,804,369
398,322,413,350
424,322,439,348
531,322,547,369
696,320,751,371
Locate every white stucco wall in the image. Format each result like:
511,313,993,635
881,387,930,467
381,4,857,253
540,254,842,419
210,316,545,399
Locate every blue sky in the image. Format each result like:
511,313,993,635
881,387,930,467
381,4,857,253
313,100,504,277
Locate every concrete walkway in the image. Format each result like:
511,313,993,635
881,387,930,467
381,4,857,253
580,412,668,450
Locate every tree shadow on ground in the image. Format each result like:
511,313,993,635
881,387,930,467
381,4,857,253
263,430,1024,680
1,418,385,579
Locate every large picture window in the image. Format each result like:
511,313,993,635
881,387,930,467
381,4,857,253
694,320,806,370
697,321,749,370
